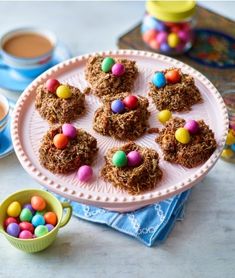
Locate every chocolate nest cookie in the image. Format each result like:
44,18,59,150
35,83,85,124
39,125,98,174
93,93,150,140
156,117,217,168
149,68,202,112
101,142,163,195
85,55,138,98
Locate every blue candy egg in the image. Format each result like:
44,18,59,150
31,214,45,227
141,24,151,34
143,16,159,30
152,72,166,88
160,42,171,53
231,144,235,152
111,99,125,114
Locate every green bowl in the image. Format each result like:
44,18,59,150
0,189,72,253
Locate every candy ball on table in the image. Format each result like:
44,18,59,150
184,120,199,134
152,72,166,88
226,132,235,145
62,123,77,139
19,230,33,239
32,215,45,227
111,99,125,114
112,63,125,77
175,128,191,144
101,57,115,73
127,151,142,167
221,149,234,159
46,79,60,93
19,208,33,222
77,165,93,182
158,110,172,124
165,69,181,84
53,134,69,149
123,95,138,110
56,85,72,99
7,201,21,217
31,196,46,211
231,144,235,152
112,151,128,168
34,225,49,238
6,223,20,238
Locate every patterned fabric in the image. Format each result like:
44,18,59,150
54,190,191,247
187,29,235,68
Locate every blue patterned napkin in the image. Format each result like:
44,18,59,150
54,189,191,247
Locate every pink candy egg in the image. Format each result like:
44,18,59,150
19,230,33,239
178,30,190,42
62,123,77,139
156,31,168,44
149,39,160,50
77,165,93,182
127,151,142,167
112,63,125,77
184,120,199,134
45,79,60,93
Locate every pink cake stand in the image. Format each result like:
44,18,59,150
11,50,228,212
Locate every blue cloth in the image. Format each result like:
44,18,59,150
54,189,191,247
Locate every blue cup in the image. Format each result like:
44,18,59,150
0,27,57,78
0,94,9,134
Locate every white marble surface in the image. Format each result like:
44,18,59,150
0,2,235,278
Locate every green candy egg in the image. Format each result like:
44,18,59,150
35,210,46,216
34,225,49,238
112,150,128,167
101,57,115,73
19,208,33,222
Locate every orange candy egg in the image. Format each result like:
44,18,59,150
31,196,46,211
143,29,157,44
165,69,181,84
44,212,57,226
53,134,69,149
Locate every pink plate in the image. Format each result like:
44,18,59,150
11,50,228,212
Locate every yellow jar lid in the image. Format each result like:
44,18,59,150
146,0,196,22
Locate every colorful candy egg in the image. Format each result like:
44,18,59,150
23,204,35,215
158,110,172,124
32,215,45,227
19,230,33,239
46,79,60,93
6,223,20,237
53,134,69,149
143,16,160,30
56,85,72,99
19,222,34,233
77,165,93,182
156,31,168,44
123,95,138,110
231,144,235,152
221,149,234,159
152,72,166,88
112,151,128,167
175,128,191,144
46,224,54,232
165,69,181,84
7,201,21,217
44,212,57,226
31,196,46,211
226,132,235,145
184,120,199,134
111,99,125,114
112,63,125,77
19,208,33,222
127,151,142,167
35,210,46,216
149,39,160,50
62,123,77,139
168,33,180,48
178,30,190,42
34,225,49,238
4,217,18,228
101,57,115,73
160,42,171,52
142,29,157,43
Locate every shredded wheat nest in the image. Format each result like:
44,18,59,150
93,93,150,140
149,68,203,112
85,55,138,98
35,84,85,124
101,142,163,195
39,125,98,174
156,117,217,168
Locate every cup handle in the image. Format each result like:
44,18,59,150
59,202,72,228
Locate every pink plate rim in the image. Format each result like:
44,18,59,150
11,49,229,209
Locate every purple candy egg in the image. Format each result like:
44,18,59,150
62,123,77,139
19,230,33,239
112,63,125,77
111,99,125,114
156,31,168,44
184,120,199,134
6,223,20,237
46,224,55,232
23,203,35,215
77,165,93,182
160,42,171,53
127,151,142,167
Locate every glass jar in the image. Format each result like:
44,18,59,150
221,83,235,163
141,0,196,55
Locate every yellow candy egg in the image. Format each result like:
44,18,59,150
226,132,235,145
158,110,172,124
221,149,234,159
7,201,21,217
56,85,72,99
168,33,180,48
175,128,191,144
